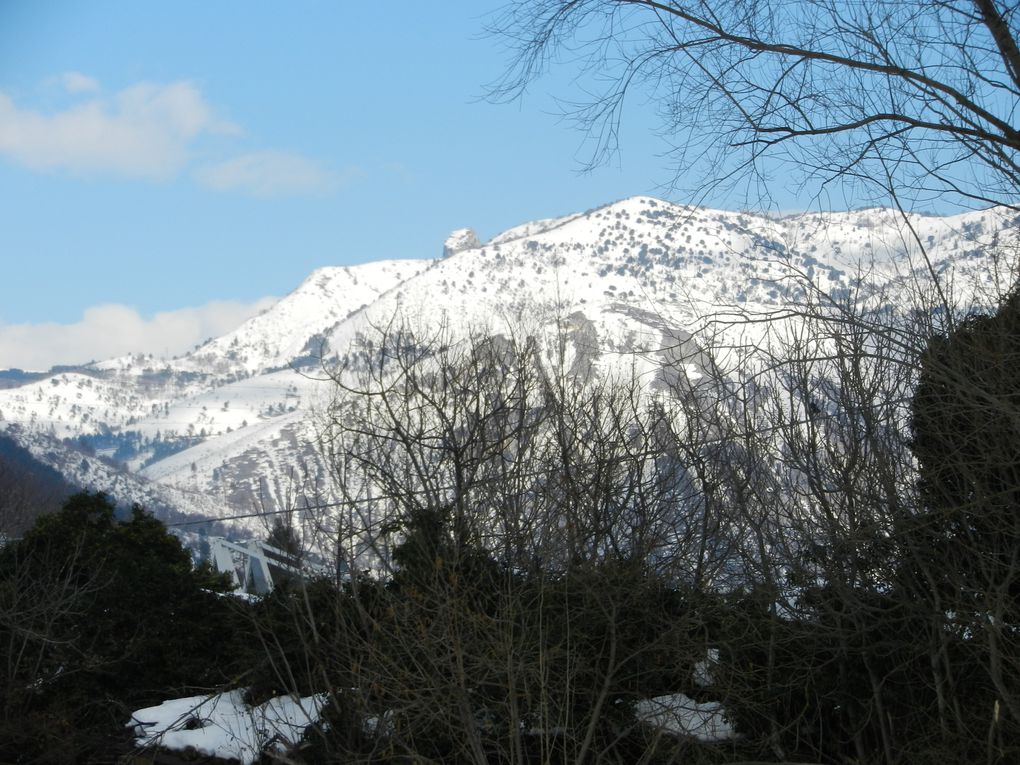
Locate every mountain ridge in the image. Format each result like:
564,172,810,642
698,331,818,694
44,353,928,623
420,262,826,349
1,196,1014,533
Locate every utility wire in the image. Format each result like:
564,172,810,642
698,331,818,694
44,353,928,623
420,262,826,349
163,399,908,529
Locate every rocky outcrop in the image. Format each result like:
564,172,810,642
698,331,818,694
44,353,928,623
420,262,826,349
443,228,481,257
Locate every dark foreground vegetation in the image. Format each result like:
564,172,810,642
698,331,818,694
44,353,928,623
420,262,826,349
5,0,1019,759
0,433,76,538
0,492,242,762
3,281,1020,764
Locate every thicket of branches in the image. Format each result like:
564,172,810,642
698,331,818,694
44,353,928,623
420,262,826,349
295,322,740,762
489,0,1020,212
5,3,1020,762
244,282,1018,763
0,492,245,762
6,279,1017,763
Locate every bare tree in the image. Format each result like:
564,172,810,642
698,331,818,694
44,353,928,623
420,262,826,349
249,317,746,763
240,255,1020,763
227,5,1020,760
491,0,1020,212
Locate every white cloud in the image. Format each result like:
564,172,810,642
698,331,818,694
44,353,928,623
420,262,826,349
0,297,278,371
61,71,100,94
0,74,344,197
0,79,238,179
194,150,345,197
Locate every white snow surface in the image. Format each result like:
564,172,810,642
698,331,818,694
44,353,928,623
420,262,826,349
0,195,1016,529
633,692,735,742
153,259,428,376
488,210,584,245
129,689,326,764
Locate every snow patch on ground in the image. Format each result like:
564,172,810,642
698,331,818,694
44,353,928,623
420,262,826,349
633,693,734,742
128,689,325,763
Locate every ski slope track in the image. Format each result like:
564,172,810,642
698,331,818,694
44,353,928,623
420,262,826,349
1,197,1015,535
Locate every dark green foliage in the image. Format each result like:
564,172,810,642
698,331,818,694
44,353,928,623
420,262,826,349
9,289,1020,763
910,290,1020,605
903,291,1020,756
389,505,504,609
267,509,733,763
714,586,989,764
242,576,345,703
266,516,303,559
263,516,305,589
0,433,76,537
0,491,247,763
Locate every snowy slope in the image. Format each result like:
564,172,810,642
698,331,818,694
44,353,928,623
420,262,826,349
168,260,428,376
1,197,1015,530
0,261,425,438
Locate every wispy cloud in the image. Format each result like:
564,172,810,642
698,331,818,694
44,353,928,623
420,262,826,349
0,79,238,180
60,71,100,94
0,297,278,371
194,150,348,197
0,74,343,197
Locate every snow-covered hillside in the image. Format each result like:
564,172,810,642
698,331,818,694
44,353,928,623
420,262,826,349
1,197,1014,531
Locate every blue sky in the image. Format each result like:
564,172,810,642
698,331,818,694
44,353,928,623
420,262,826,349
0,0,798,369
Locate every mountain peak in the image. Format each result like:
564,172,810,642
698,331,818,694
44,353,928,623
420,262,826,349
0,198,1012,532
443,228,482,257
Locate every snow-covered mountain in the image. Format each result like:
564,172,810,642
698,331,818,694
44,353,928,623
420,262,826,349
1,196,1014,533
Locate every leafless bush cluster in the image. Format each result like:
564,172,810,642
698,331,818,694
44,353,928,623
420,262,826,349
245,275,1019,763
